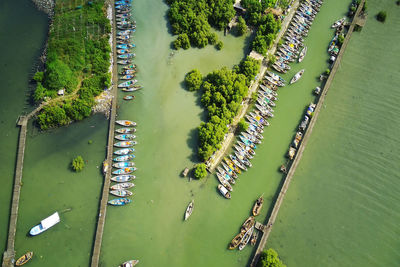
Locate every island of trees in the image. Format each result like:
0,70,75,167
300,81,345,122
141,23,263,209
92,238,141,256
33,0,111,130
185,56,260,161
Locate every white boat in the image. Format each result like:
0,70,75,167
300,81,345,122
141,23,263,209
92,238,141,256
114,148,135,155
116,120,136,127
120,259,139,267
29,212,60,236
115,128,136,134
216,172,233,191
218,184,231,199
238,226,254,250
113,162,135,168
298,46,307,62
184,200,194,221
332,17,346,28
110,182,135,190
111,175,136,182
290,69,305,84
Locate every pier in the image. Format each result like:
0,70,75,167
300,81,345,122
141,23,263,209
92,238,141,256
250,1,366,266
90,3,118,267
206,0,300,172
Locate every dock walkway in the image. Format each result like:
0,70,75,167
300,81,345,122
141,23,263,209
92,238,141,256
249,1,366,266
90,3,118,267
206,0,300,172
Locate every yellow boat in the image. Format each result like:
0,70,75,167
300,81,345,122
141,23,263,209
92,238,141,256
15,251,33,266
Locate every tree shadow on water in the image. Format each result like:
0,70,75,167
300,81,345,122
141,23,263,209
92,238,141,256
186,127,199,162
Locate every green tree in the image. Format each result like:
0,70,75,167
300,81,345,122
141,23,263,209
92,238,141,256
33,82,47,102
216,41,224,50
337,34,345,45
44,59,78,92
208,32,218,45
185,69,203,91
193,163,208,179
236,16,247,36
71,156,85,172
33,71,44,82
237,118,248,132
376,11,387,22
257,248,286,267
239,56,261,81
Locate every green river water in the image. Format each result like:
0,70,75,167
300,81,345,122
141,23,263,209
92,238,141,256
3,0,397,266
268,0,400,266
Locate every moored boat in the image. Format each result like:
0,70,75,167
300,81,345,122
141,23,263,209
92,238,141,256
241,216,255,232
250,231,258,246
252,195,264,216
332,17,346,28
119,259,139,267
228,231,245,250
108,198,132,206
115,128,136,134
15,251,33,266
111,175,135,182
238,226,254,250
116,120,136,127
290,69,305,84
229,154,247,171
221,162,238,179
114,141,137,148
123,95,135,101
118,80,138,88
114,148,135,155
184,200,194,220
298,46,307,62
112,167,136,175
110,189,133,197
217,184,231,199
113,162,135,168
110,182,135,190
216,173,233,191
217,167,236,184
29,212,60,236
122,86,143,92
115,134,136,141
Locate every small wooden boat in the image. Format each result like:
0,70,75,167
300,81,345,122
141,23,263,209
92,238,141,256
111,175,135,182
117,43,135,49
241,216,255,232
120,259,139,267
114,155,133,163
217,167,235,184
288,147,297,160
228,231,245,250
298,46,307,62
110,189,133,197
117,49,131,54
113,162,135,168
108,198,132,206
29,212,60,236
332,17,345,28
103,161,109,175
314,86,321,95
114,148,135,155
116,120,137,127
15,251,33,266
234,151,252,167
252,195,264,216
118,53,136,59
237,141,256,156
115,134,136,141
122,86,142,92
238,226,254,250
234,145,253,160
115,128,136,134
250,231,258,246
119,69,136,75
184,200,194,221
110,182,135,190
123,95,135,101
266,71,285,83
123,64,137,70
121,74,136,80
280,164,288,173
290,69,305,84
117,60,133,65
239,135,256,150
229,154,247,171
112,167,137,175
114,141,137,148
224,157,241,174
118,80,137,88
216,173,233,191
218,184,231,199
221,162,238,179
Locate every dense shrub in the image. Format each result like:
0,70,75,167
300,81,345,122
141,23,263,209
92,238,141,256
193,163,208,179
376,11,387,22
236,16,247,35
185,69,203,91
257,248,286,267
72,156,85,172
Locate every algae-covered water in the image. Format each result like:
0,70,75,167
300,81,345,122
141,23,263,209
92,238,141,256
1,0,386,266
268,0,400,266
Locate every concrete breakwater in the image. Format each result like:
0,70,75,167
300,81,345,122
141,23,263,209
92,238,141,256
31,0,54,18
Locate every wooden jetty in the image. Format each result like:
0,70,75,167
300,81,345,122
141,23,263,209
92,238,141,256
206,0,300,173
90,3,118,267
249,1,366,266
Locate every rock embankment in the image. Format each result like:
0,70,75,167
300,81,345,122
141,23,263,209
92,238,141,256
32,0,54,18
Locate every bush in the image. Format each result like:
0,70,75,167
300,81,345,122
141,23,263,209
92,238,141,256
185,69,203,91
239,56,261,82
216,41,224,50
174,33,190,50
33,71,44,82
72,156,85,172
325,68,331,75
193,163,207,179
257,248,286,267
236,16,247,36
376,11,387,22
237,118,248,132
338,34,345,45
208,32,218,45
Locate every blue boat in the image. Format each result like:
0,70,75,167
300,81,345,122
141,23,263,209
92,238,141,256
108,198,132,206
239,136,257,149
118,53,136,59
115,0,132,5
115,134,136,141
112,167,137,175
114,148,135,155
114,154,135,162
113,162,135,168
116,44,135,49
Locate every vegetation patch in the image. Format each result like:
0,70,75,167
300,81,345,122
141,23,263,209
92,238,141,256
72,156,85,172
376,11,387,22
193,163,208,179
257,248,286,267
33,0,111,130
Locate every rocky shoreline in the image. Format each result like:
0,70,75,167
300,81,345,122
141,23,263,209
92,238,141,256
32,0,54,18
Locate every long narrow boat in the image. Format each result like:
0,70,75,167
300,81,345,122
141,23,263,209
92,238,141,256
290,69,305,84
118,80,138,88
250,231,258,246
29,212,60,236
184,200,194,221
117,59,132,65
119,259,139,267
116,120,136,127
228,232,245,250
221,162,238,179
114,154,135,162
237,141,256,156
252,195,264,216
15,252,33,266
217,166,236,184
234,151,252,167
217,184,231,199
110,189,133,197
112,167,136,175
229,154,247,171
115,128,136,134
118,53,136,59
241,216,255,232
111,175,135,182
117,43,135,49
120,74,136,80
114,148,135,155
238,226,254,250
110,182,135,190
298,46,307,62
216,173,233,191
115,134,136,141
119,69,136,75
224,157,241,174
123,64,137,70
117,48,130,54
114,141,137,148
108,198,132,206
234,145,253,160
113,162,135,168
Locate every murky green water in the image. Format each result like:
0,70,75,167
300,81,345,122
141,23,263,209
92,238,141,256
0,0,48,255
268,0,400,266
0,0,373,266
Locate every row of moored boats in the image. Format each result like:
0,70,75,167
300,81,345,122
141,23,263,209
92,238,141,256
115,0,142,103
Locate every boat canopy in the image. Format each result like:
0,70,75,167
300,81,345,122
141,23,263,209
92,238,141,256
41,212,60,229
